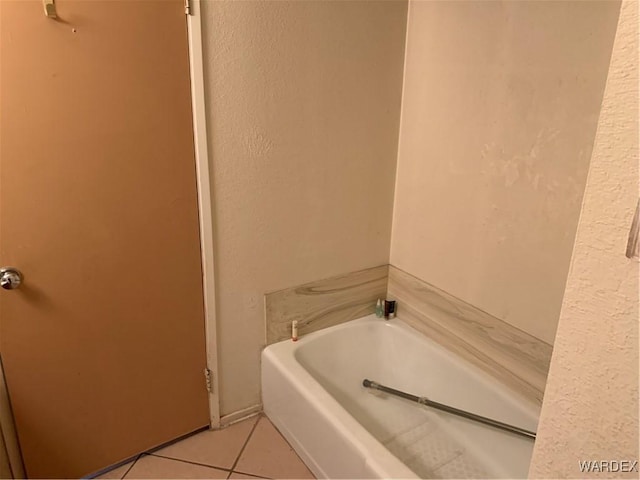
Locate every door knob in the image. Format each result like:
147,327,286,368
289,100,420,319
0,267,23,290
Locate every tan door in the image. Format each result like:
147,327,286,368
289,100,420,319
0,1,210,477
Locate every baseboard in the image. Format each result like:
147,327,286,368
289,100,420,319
219,404,262,428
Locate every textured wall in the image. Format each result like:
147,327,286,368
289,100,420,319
529,2,639,477
390,1,620,344
201,1,407,415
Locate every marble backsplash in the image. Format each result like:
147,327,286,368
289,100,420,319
265,265,388,344
264,264,553,405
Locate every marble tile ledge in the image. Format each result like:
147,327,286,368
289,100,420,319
265,265,388,344
387,265,553,405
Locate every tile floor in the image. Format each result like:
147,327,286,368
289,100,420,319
97,414,315,479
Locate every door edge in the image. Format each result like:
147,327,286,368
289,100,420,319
186,0,221,429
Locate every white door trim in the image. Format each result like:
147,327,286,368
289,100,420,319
186,0,221,428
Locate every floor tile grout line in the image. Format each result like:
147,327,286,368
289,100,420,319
141,425,209,457
262,418,315,478
124,452,263,478
115,416,305,480
149,452,233,473
116,415,307,480
117,424,208,479
230,468,273,479
121,453,144,479
227,414,262,478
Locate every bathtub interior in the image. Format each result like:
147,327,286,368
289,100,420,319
293,317,540,479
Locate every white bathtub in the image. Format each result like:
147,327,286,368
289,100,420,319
262,314,540,479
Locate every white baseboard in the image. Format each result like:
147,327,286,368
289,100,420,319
219,404,262,428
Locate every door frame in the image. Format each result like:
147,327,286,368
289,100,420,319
186,0,221,428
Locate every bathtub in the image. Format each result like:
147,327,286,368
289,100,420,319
262,314,540,479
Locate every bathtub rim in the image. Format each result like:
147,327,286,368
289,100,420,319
271,314,541,415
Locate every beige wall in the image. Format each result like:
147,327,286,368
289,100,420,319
530,2,639,476
390,1,620,344
201,1,408,415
